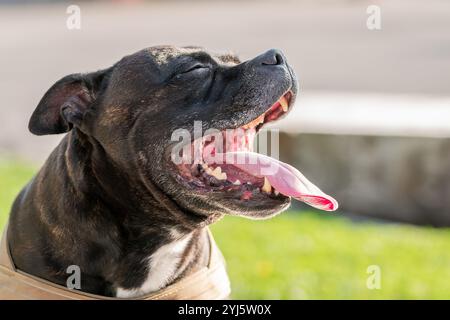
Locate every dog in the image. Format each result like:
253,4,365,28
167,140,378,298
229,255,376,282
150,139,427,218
2,46,337,298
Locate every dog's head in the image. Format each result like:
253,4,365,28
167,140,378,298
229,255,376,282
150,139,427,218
30,45,336,221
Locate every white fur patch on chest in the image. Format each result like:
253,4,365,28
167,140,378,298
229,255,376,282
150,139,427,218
116,231,192,298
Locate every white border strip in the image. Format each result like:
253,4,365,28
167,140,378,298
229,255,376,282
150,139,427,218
268,92,450,138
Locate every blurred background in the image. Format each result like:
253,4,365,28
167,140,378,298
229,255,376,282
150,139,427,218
0,0,449,299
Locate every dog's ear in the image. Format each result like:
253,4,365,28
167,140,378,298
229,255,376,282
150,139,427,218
29,69,109,135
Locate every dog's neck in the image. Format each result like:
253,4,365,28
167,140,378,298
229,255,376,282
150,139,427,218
9,129,217,297
64,130,217,296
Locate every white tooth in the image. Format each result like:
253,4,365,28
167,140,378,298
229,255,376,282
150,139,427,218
209,167,227,180
210,167,222,179
233,180,241,185
261,177,272,193
279,96,288,112
205,167,213,175
202,163,209,169
258,116,264,125
244,114,265,129
274,190,280,196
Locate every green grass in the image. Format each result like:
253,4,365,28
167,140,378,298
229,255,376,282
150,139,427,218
1,160,450,299
213,214,450,299
0,159,37,228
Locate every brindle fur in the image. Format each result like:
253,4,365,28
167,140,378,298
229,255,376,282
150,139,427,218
8,46,298,296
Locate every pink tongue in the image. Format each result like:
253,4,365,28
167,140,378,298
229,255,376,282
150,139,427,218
213,152,338,211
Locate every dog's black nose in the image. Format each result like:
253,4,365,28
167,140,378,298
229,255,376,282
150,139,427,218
253,49,285,66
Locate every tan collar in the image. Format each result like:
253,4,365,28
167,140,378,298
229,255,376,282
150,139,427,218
0,223,230,300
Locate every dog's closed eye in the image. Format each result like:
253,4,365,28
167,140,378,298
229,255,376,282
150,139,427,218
180,64,209,74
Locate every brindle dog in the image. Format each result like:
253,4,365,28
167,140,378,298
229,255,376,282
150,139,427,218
7,46,298,297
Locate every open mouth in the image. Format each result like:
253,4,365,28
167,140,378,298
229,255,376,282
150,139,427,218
174,91,338,212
